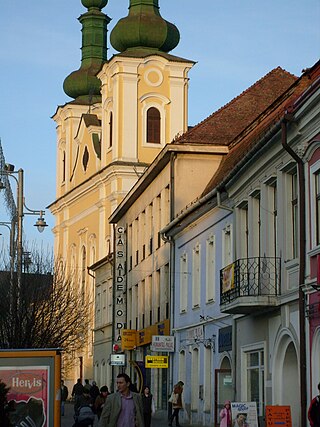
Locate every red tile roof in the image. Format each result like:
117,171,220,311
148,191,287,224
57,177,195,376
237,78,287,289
201,62,320,196
176,67,297,146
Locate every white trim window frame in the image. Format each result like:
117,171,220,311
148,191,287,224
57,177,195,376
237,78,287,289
192,243,201,308
206,234,216,303
180,252,188,313
140,93,169,148
222,224,233,268
310,160,320,249
241,342,266,417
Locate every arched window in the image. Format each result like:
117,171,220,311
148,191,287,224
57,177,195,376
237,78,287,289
109,112,113,148
147,107,160,143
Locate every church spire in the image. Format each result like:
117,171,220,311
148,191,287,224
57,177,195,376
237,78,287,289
63,0,110,103
110,0,180,54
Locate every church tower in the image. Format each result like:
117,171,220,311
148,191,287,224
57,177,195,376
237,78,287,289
49,0,193,384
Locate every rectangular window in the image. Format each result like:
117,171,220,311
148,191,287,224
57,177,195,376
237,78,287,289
156,195,161,249
180,253,188,312
291,171,298,258
140,211,146,259
206,236,215,303
251,190,261,257
149,202,154,255
246,349,265,416
237,202,248,259
192,244,201,308
264,177,278,257
140,279,145,328
222,225,233,267
316,171,320,245
96,290,101,326
155,269,160,319
273,184,278,257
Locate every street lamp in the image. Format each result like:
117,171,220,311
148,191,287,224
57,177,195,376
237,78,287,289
0,221,16,280
0,164,48,286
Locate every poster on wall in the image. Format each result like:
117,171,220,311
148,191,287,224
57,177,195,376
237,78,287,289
231,402,258,427
0,365,49,426
265,405,292,427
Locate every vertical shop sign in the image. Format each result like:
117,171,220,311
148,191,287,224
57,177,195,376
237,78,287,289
114,226,126,347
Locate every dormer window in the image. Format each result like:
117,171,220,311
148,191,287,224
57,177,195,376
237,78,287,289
147,107,160,144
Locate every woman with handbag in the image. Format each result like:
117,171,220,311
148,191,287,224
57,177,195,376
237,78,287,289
168,381,184,427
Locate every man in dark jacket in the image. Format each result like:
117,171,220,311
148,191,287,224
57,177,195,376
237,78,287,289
90,381,100,405
61,380,69,416
309,382,320,427
72,379,84,408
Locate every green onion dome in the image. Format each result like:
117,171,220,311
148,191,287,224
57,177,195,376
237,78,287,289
81,0,108,9
63,1,110,102
110,0,180,54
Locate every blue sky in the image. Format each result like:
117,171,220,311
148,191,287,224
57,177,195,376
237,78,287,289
0,0,319,252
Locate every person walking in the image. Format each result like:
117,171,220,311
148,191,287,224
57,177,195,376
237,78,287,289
168,381,184,427
141,385,155,427
308,382,320,427
99,373,144,427
84,379,92,394
90,381,100,405
74,389,95,427
60,380,69,416
95,386,109,420
72,378,84,408
219,400,232,427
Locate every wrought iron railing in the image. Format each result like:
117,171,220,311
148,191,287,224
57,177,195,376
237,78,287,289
220,257,281,305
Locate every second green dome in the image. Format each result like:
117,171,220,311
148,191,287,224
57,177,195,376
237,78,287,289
110,0,180,53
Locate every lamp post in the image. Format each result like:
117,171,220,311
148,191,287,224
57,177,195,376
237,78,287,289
0,220,16,278
0,164,48,347
0,164,48,287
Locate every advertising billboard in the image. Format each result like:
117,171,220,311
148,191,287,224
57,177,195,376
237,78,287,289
0,349,61,427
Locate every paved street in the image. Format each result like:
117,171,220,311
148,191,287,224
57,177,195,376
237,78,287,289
61,401,199,427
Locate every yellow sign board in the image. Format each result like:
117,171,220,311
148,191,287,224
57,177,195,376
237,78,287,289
121,329,137,350
145,355,168,369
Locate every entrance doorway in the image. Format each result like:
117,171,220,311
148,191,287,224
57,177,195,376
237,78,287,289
214,359,232,426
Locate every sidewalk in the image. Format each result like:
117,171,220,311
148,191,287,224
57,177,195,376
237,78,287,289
61,402,198,427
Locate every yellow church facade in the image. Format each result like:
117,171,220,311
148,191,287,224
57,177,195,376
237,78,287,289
49,0,193,384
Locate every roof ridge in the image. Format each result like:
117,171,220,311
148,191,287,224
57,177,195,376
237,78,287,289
176,67,297,142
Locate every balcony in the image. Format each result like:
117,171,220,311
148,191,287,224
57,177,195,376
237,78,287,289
220,257,281,314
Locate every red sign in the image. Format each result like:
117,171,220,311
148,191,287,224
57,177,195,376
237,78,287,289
265,405,292,426
0,366,49,426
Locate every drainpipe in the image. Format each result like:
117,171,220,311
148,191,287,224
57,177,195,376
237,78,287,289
161,153,176,419
281,116,306,427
